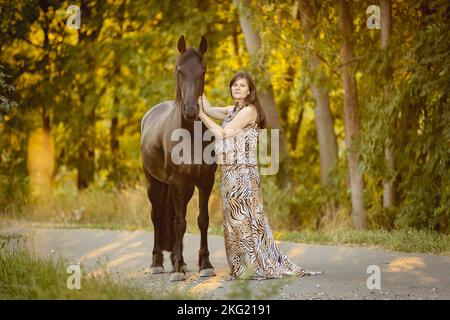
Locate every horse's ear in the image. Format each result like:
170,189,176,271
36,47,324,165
178,35,186,53
198,36,207,55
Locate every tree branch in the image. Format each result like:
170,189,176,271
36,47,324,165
338,56,365,68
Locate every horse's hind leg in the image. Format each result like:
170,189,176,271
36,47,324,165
169,182,195,282
147,175,167,274
197,176,216,277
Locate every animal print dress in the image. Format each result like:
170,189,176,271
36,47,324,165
215,104,321,280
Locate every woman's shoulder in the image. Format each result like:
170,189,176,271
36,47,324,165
245,104,257,112
242,104,258,121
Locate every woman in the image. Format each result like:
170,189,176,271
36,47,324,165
198,71,321,280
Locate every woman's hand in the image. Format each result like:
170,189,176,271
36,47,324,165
198,95,205,116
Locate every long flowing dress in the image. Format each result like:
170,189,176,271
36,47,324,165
215,104,321,280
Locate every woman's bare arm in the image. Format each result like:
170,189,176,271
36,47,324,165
200,94,233,120
199,105,257,140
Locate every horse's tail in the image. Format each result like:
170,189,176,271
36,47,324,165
160,184,176,252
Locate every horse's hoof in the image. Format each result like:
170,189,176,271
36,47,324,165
199,268,216,277
150,266,165,274
169,272,186,282
182,265,189,273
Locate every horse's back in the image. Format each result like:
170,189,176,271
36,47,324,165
141,101,175,134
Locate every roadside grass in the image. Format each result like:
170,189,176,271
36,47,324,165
0,239,296,301
0,235,198,300
2,217,448,255
2,184,449,255
1,183,223,235
275,228,450,255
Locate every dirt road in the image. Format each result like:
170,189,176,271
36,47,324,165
1,226,449,300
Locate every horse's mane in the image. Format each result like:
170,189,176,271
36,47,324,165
175,48,205,108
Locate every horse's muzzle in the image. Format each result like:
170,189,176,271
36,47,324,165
183,105,198,121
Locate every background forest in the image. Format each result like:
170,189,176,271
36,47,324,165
1,0,449,239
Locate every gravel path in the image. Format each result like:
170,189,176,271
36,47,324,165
1,226,449,300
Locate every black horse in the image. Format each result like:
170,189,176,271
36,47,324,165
140,35,217,282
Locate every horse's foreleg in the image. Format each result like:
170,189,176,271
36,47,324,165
147,177,166,274
197,180,215,277
169,183,194,282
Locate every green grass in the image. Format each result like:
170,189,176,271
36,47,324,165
276,228,450,255
224,272,294,299
0,238,197,300
2,183,449,256
2,218,449,255
1,183,223,235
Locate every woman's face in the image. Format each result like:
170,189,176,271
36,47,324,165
231,77,250,100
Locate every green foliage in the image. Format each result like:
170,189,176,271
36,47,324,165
261,164,350,232
0,0,448,233
0,65,18,122
359,0,450,231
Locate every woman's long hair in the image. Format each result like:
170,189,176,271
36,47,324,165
229,71,267,129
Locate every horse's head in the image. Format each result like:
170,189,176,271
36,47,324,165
175,35,207,121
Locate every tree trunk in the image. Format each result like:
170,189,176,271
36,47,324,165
279,66,297,150
381,0,396,209
289,108,303,151
234,0,289,161
27,2,55,200
75,0,105,190
77,106,96,190
232,23,240,56
299,0,338,187
234,0,297,189
339,0,366,229
110,110,120,185
109,2,125,188
312,87,338,186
